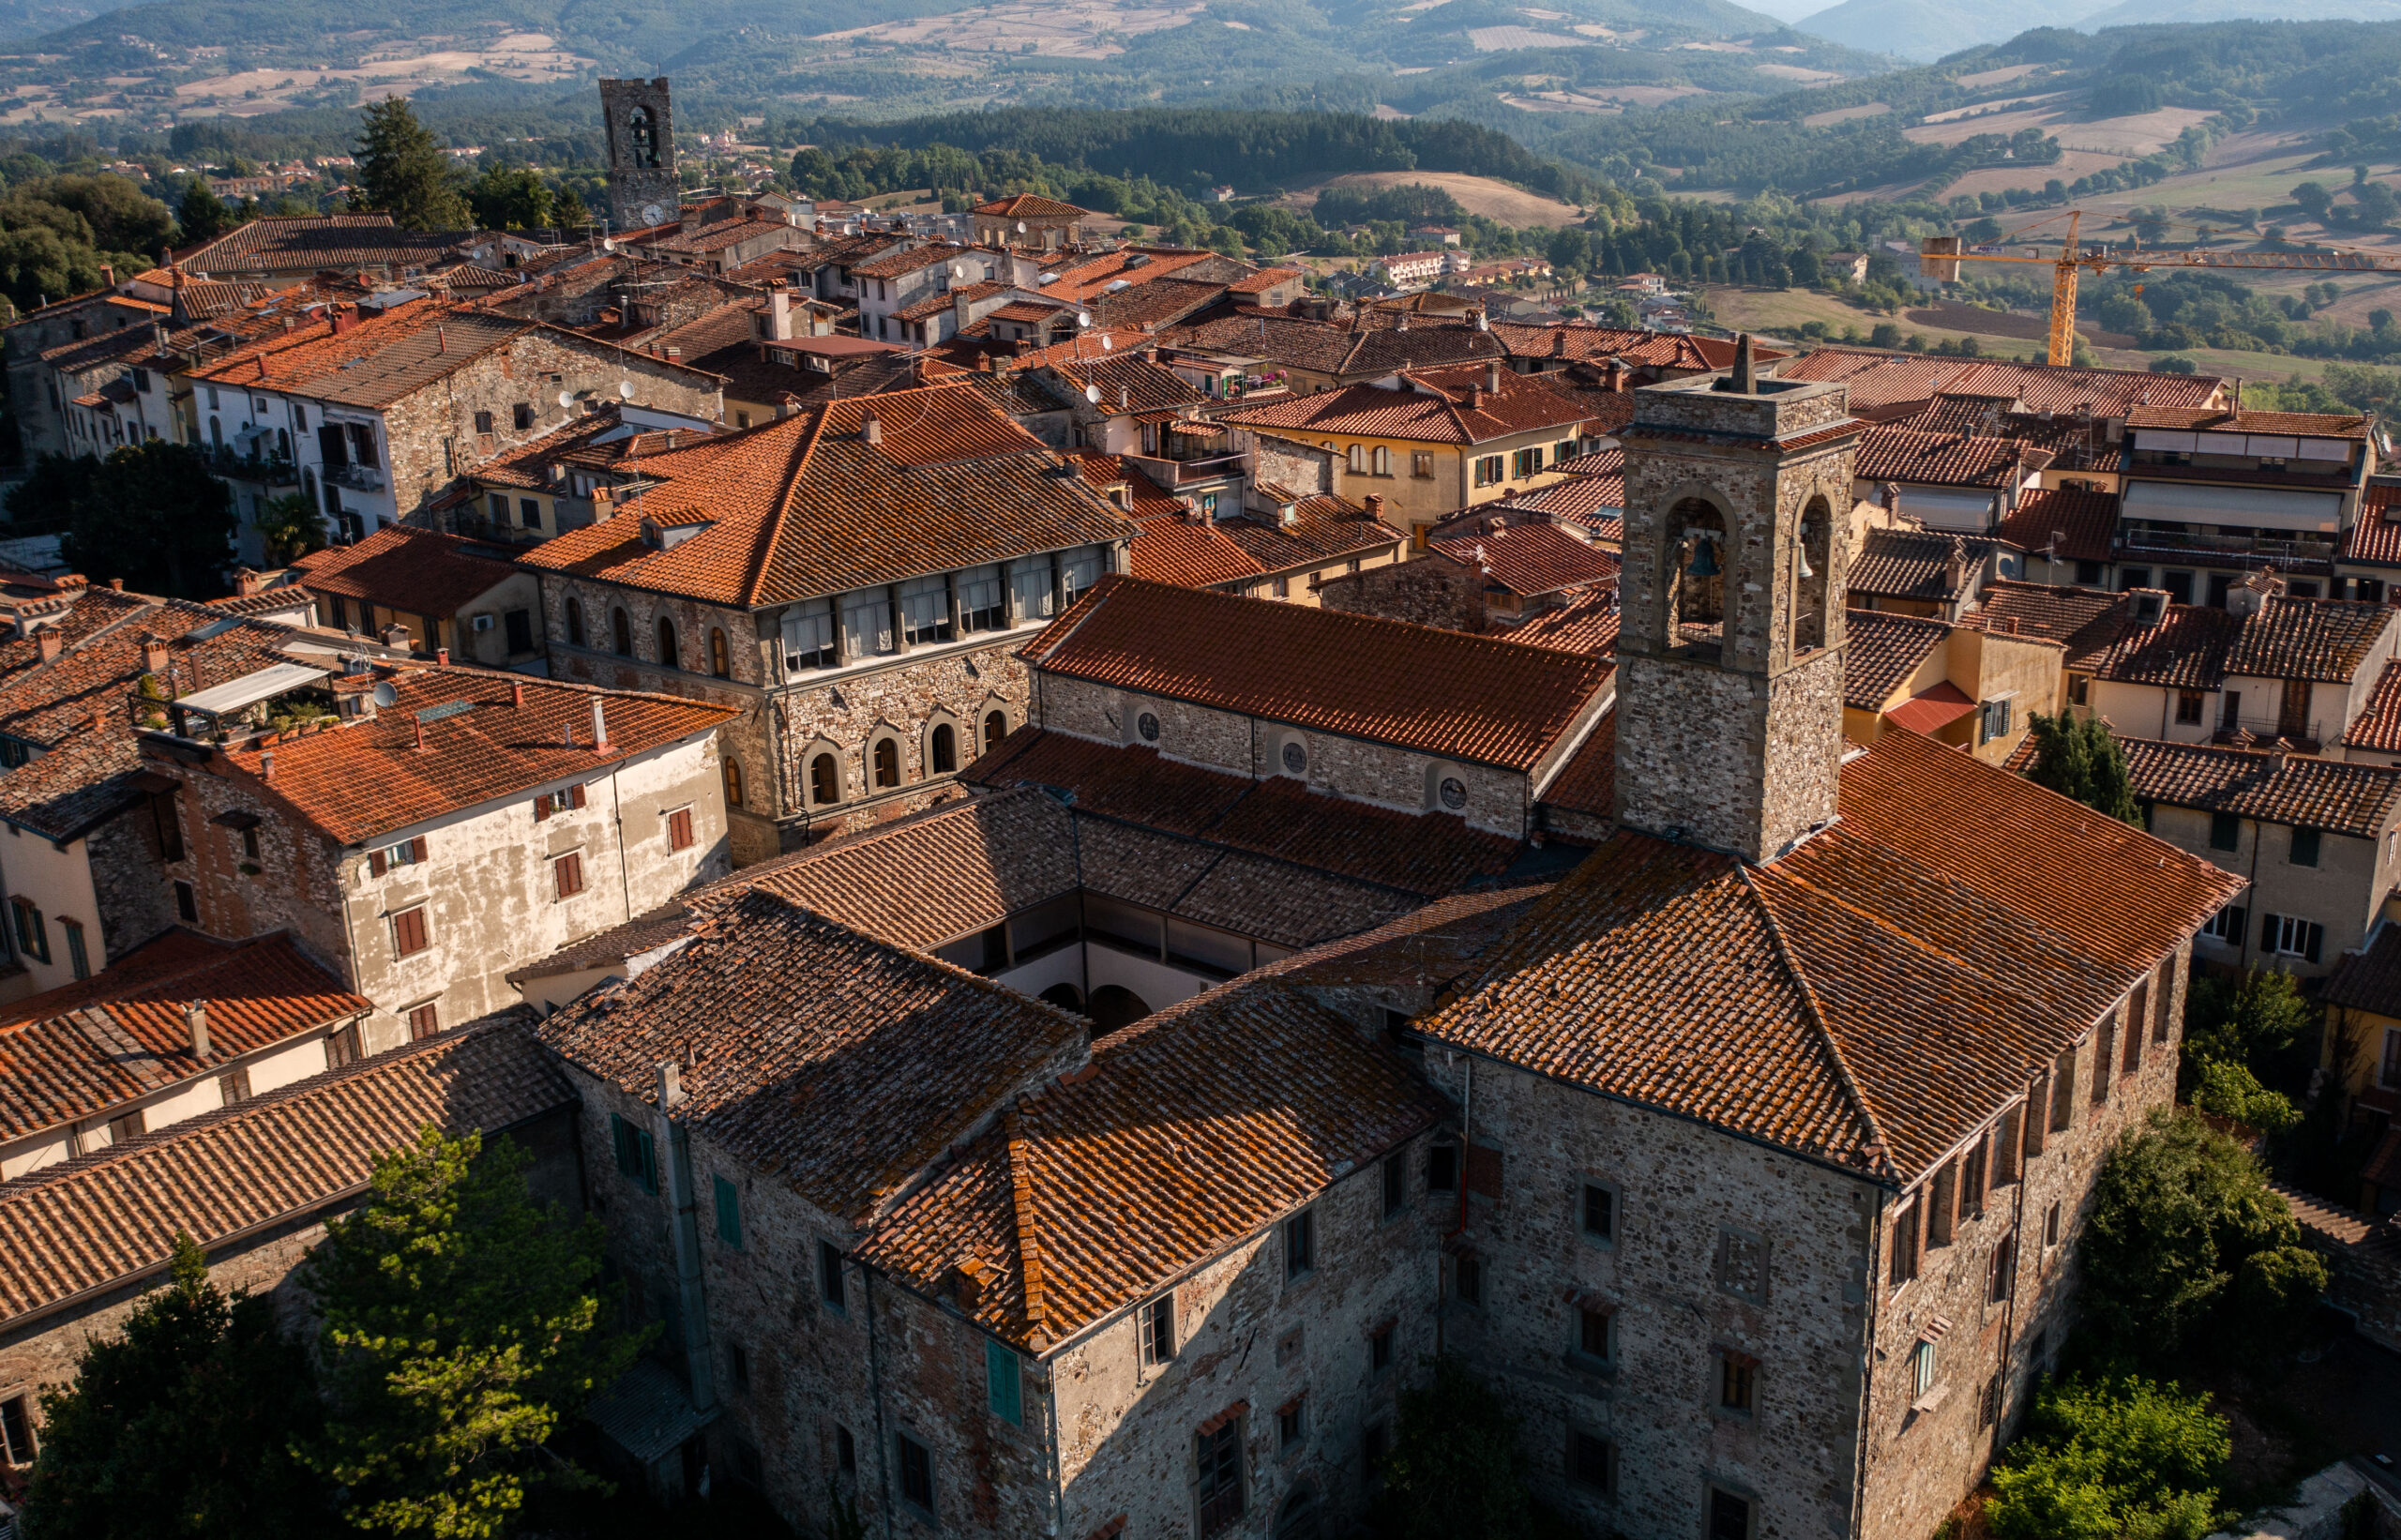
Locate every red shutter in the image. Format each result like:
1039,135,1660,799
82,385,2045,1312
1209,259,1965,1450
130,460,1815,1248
369,849,387,877
570,783,588,810
410,836,428,864
668,808,694,851
534,795,551,822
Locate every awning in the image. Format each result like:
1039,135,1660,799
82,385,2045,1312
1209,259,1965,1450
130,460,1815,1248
1884,682,1979,735
173,662,331,717
1891,488,1999,532
586,1360,718,1466
2122,479,2342,534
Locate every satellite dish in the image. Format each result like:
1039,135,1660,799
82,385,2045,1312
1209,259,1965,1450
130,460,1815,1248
618,381,636,400
1017,220,1027,234
1078,311,1091,326
371,682,398,708
556,390,573,408
1085,384,1101,403
1099,333,1112,350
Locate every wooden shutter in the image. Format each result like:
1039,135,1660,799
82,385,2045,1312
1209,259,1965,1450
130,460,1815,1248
570,783,588,810
393,907,428,956
534,794,551,822
369,848,387,877
409,836,428,864
668,808,693,850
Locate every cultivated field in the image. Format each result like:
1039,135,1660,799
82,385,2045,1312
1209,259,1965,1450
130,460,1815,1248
817,0,1204,57
1286,170,1585,227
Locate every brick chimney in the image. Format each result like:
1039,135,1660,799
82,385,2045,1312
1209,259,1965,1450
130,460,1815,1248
591,698,611,752
1365,493,1385,522
143,638,169,674
185,1000,209,1060
38,628,62,662
770,289,794,340
1487,361,1503,394
861,412,882,447
234,569,264,596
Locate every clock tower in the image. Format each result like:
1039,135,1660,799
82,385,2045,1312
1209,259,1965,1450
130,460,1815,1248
599,77,678,234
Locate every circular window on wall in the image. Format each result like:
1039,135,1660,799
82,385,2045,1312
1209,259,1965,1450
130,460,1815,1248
1138,711,1160,742
1281,740,1307,775
1440,777,1468,810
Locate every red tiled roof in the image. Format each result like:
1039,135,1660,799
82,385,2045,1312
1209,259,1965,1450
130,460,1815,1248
537,890,1081,1226
2224,595,2395,684
1025,576,1613,771
1853,425,2032,489
173,214,467,276
1996,488,2119,566
1219,364,1592,446
291,526,517,616
1960,580,2127,665
205,668,733,845
2121,736,2401,838
2343,484,2401,566
1844,611,1950,708
517,384,1136,607
2343,661,2401,754
2125,405,2369,440
1782,348,2220,415
1431,521,1619,597
0,930,369,1142
1883,681,1978,733
2076,599,2239,688
0,1014,569,1330
2322,918,2401,1017
1487,324,1779,373
1500,585,1620,657
1849,529,2010,605
973,194,1089,220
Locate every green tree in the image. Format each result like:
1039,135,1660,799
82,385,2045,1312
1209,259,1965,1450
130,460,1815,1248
2181,967,2313,1101
20,1232,327,1539
352,97,470,232
1986,1373,2232,1540
2080,1108,2328,1363
466,163,552,232
0,225,117,313
178,176,232,246
2291,182,2334,221
2191,1060,2303,1133
55,442,236,597
254,491,327,566
2025,712,2143,826
304,1125,636,1539
4,448,101,533
1370,1356,1540,1540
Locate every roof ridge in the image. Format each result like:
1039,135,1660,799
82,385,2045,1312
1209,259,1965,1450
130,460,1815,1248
1738,862,1894,1179
1003,1109,1049,1347
744,404,836,609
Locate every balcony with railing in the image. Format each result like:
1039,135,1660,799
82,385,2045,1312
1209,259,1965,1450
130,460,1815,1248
2211,714,2330,755
203,447,297,486
322,461,385,493
2119,522,2336,574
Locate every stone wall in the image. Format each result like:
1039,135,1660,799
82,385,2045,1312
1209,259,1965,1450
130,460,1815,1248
379,332,721,522
1417,1048,1879,1540
1032,672,1530,838
84,808,176,967
1316,552,1486,633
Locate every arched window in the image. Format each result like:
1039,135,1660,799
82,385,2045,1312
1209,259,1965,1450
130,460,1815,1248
1794,495,1834,655
722,757,745,808
1668,498,1729,646
984,710,1007,752
612,607,633,657
1276,1490,1320,1540
1372,445,1391,476
628,106,659,168
208,416,222,446
657,616,678,668
709,627,731,679
873,738,900,789
565,596,585,648
930,722,957,774
810,753,839,805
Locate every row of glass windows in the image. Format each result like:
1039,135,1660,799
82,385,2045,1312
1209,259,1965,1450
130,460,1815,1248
780,549,1106,677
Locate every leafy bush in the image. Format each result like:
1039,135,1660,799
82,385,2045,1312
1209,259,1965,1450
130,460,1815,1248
2190,1059,2302,1133
1986,1374,2231,1540
2179,967,2313,1105
2081,1109,2328,1363
2025,712,2142,826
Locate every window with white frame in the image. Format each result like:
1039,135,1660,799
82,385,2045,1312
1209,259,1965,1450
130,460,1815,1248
1062,548,1103,604
1009,556,1054,624
2260,913,2324,963
841,590,895,658
782,598,836,672
898,574,953,646
2201,904,2247,946
959,565,1004,631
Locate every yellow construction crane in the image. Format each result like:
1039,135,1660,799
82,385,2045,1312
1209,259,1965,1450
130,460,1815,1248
1919,209,2401,367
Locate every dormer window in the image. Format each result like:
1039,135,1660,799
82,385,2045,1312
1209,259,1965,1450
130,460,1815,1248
640,517,712,551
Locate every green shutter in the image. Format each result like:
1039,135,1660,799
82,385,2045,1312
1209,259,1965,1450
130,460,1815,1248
638,1128,658,1195
986,1337,1021,1426
714,1175,742,1248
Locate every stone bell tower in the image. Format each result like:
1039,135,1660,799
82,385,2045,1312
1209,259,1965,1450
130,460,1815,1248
1612,338,1862,862
599,77,679,233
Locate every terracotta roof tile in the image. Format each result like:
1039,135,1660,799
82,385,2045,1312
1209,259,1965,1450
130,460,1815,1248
2322,918,2401,1016
290,526,517,615
2083,601,2241,688
2344,661,2401,754
1500,586,1620,657
1853,425,2031,489
537,890,1082,1225
1960,579,2126,663
1219,364,1586,446
1995,488,2119,566
206,667,732,845
0,1014,568,1329
2122,736,2401,837
174,214,467,275
1782,349,2220,415
0,930,369,1142
1431,521,1619,597
1849,529,2011,605
1024,577,1612,771
1844,611,1950,708
2124,405,2369,439
973,194,1089,220
518,385,1136,607
2224,595,2395,684
2344,484,2401,566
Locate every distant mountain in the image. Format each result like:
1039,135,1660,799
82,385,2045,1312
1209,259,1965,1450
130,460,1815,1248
0,0,136,42
1791,0,2094,59
1796,0,2401,59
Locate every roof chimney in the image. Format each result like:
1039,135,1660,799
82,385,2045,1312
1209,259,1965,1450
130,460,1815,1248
260,751,274,783
861,412,882,446
511,679,524,709
592,698,610,752
436,646,449,667
770,289,794,340
185,1000,209,1060
108,578,124,591
38,628,62,663
1731,332,1757,394
415,715,428,751
1365,493,1385,522
1487,361,1503,394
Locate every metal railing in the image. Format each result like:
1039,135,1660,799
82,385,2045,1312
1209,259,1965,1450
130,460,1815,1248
322,462,385,492
203,447,296,485
2121,528,2337,565
2212,715,2329,750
